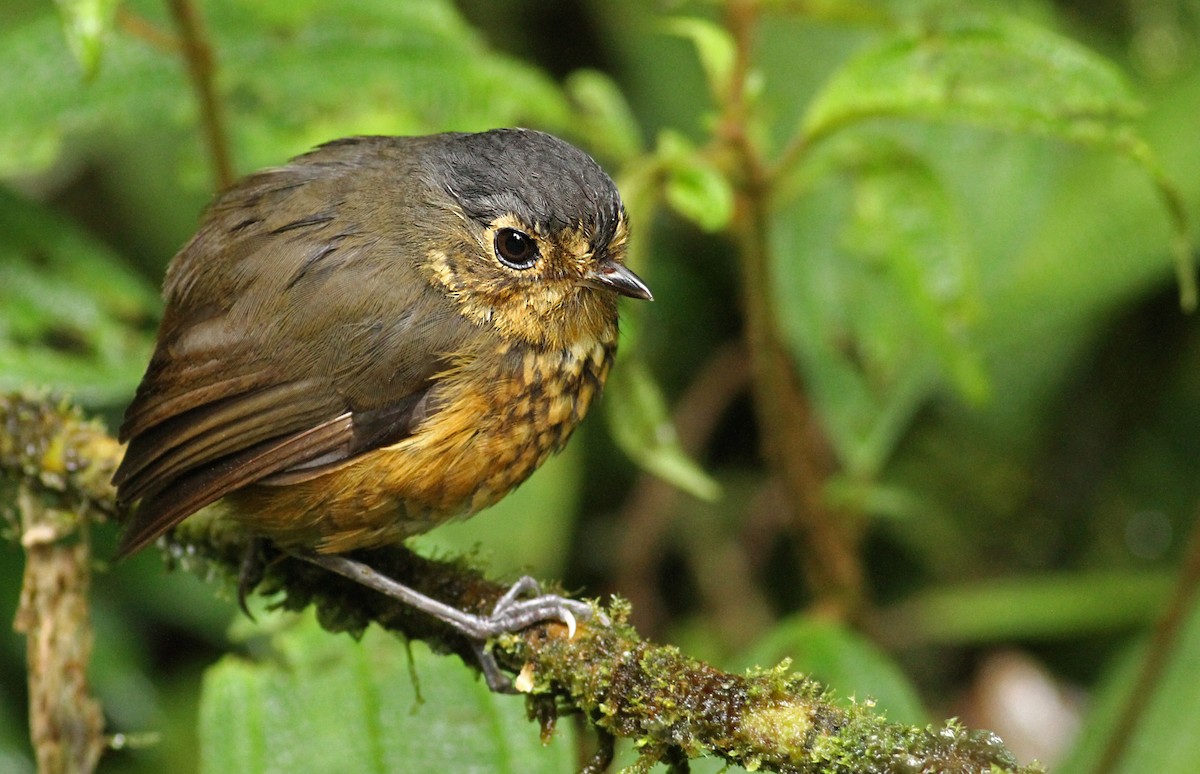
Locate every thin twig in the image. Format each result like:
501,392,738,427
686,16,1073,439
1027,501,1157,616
116,6,179,53
1094,507,1200,774
165,0,235,190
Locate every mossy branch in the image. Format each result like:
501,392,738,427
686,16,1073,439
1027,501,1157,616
1,394,1039,773
2,395,119,774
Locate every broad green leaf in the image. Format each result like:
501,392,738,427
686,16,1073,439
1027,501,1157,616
664,160,734,233
0,0,572,180
53,0,118,78
802,14,1141,146
662,17,736,100
605,357,721,502
200,612,574,774
565,69,644,165
837,141,986,403
797,12,1194,308
770,16,1200,569
0,186,158,403
904,116,1191,436
771,137,981,476
657,130,733,232
1059,585,1200,774
735,615,927,726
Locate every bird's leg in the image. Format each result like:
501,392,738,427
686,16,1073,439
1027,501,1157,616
296,553,599,691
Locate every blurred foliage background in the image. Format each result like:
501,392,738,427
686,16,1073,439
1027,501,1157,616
2,0,1200,771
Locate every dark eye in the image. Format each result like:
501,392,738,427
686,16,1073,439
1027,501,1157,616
494,228,540,270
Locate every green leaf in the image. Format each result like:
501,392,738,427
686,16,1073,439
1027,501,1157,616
565,69,644,164
657,130,734,232
771,137,983,476
605,357,721,502
797,11,1194,309
0,186,158,403
802,14,1142,146
200,612,574,774
53,0,119,79
839,140,986,400
876,570,1174,647
662,17,736,100
1059,587,1200,774
734,615,927,726
0,0,573,179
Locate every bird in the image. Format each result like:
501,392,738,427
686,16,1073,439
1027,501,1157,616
111,128,651,681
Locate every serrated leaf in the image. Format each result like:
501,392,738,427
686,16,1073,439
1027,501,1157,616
798,12,1194,309
200,612,574,774
802,14,1141,145
605,357,721,502
839,140,987,400
771,137,983,476
0,186,158,403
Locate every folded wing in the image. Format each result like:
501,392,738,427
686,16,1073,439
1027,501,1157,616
113,138,470,557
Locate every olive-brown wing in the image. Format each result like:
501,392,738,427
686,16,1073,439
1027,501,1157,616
113,141,472,556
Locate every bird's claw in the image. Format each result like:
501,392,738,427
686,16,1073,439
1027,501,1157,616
484,575,598,640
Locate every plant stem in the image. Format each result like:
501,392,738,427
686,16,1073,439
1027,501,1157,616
720,0,865,619
1094,509,1200,774
117,6,179,53
165,0,235,190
